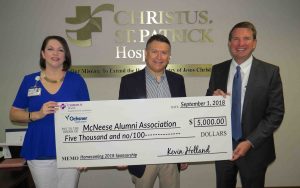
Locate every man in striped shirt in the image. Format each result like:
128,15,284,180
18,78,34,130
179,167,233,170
119,34,187,188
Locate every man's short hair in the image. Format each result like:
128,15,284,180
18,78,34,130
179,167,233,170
146,34,171,49
229,21,257,41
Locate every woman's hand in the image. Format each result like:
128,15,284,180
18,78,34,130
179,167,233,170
38,101,59,119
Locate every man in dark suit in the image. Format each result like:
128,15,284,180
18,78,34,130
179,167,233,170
206,21,284,188
119,34,187,188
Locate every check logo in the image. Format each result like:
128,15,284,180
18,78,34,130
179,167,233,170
66,4,114,47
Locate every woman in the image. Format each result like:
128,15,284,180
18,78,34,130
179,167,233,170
10,36,90,188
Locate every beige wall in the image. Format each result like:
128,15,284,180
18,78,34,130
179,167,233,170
0,0,299,187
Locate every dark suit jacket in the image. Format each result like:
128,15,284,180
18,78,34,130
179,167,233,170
119,68,186,178
206,57,284,167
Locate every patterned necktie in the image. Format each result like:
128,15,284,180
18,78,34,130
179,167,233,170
232,66,242,141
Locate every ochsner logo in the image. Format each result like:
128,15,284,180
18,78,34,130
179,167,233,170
65,115,88,123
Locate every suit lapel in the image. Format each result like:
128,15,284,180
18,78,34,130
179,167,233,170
165,71,176,97
136,69,147,98
242,58,260,116
219,61,231,92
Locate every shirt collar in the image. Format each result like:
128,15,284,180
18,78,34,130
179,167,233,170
231,55,253,72
145,67,166,81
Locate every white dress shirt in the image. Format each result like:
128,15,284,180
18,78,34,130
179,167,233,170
227,55,253,113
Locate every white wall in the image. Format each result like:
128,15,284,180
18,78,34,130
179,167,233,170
0,0,299,187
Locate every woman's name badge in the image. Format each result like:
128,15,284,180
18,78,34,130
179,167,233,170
28,87,41,96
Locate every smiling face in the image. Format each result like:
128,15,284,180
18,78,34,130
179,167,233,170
228,28,257,64
145,40,171,75
41,39,65,70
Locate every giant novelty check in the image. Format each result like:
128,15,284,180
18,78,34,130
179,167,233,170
55,96,232,168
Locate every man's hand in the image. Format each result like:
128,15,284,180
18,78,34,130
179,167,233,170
180,163,188,171
213,89,230,97
232,140,252,161
116,165,128,170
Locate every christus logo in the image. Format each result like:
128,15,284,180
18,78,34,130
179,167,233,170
66,4,114,47
65,115,88,122
60,103,66,110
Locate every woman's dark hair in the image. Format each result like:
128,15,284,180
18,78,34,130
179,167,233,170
39,35,71,71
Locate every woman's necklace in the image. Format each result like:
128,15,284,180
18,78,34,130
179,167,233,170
41,72,65,83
